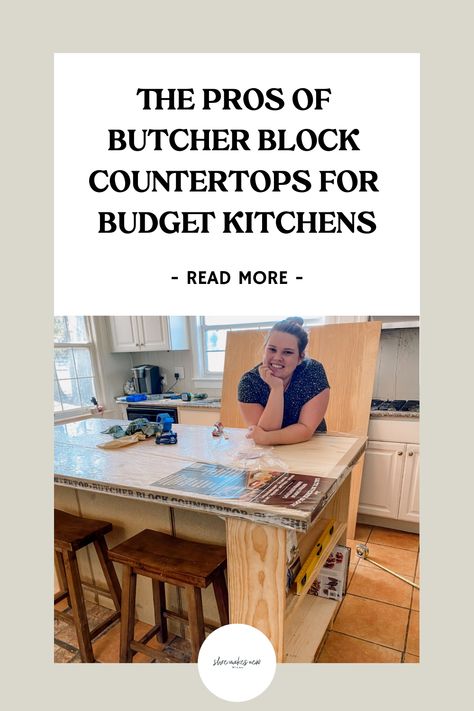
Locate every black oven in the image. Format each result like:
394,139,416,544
126,406,179,423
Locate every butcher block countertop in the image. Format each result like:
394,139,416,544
54,418,366,532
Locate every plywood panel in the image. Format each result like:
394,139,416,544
284,595,338,663
226,518,287,661
308,322,380,436
309,322,380,537
220,322,381,537
220,330,267,427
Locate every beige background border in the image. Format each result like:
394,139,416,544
4,0,473,707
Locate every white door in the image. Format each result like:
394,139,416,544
109,316,140,352
358,441,406,519
398,444,420,522
139,317,170,350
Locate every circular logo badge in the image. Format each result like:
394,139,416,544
197,624,277,702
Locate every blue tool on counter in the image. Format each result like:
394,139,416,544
155,430,178,445
155,414,173,431
180,392,192,401
155,414,178,444
125,394,147,402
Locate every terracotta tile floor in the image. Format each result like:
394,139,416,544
54,524,419,664
316,524,420,663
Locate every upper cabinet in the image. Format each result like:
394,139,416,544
108,316,189,352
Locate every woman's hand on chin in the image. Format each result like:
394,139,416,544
258,365,284,390
245,425,270,445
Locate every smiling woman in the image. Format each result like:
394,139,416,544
238,317,330,446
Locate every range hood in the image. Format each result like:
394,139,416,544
369,316,420,329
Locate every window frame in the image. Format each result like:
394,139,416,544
54,316,104,422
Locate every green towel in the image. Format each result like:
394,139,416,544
101,418,161,439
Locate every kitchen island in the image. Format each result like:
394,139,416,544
54,418,366,662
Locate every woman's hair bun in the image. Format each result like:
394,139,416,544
284,316,304,326
270,317,308,355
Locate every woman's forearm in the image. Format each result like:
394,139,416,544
257,385,285,431
260,423,313,445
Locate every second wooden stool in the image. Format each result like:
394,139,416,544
108,529,229,662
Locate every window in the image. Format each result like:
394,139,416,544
54,316,100,419
195,315,327,378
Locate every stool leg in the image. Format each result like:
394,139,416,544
62,549,95,663
94,536,122,611
185,586,205,662
212,570,229,626
55,549,71,606
120,565,137,663
152,580,168,643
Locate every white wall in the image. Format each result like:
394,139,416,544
372,328,419,399
92,317,133,410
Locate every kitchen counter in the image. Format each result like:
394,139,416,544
370,410,419,419
115,397,221,410
54,418,366,662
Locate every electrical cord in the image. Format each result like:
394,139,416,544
165,378,179,392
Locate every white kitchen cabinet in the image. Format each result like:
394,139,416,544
109,316,189,352
398,444,420,522
358,440,420,524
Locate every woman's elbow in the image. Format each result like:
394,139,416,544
299,423,315,441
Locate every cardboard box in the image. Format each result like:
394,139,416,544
308,545,351,601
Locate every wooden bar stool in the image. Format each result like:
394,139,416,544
108,529,229,663
54,509,122,663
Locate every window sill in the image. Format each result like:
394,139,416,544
54,408,116,425
54,412,94,425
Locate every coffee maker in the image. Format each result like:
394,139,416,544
131,365,163,395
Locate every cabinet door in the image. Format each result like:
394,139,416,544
109,316,141,352
139,317,170,350
398,444,420,522
358,441,405,519
178,409,221,426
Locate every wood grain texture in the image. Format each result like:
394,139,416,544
220,330,267,427
284,596,338,663
108,529,227,588
226,518,287,661
220,322,381,537
308,322,381,436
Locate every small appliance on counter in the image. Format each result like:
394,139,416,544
131,365,163,395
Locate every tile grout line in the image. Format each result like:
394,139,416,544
345,590,414,611
317,629,405,657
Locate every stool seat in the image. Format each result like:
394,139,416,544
54,509,121,663
108,529,227,587
54,509,113,551
108,529,228,663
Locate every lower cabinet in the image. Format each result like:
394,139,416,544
358,441,419,523
177,408,221,426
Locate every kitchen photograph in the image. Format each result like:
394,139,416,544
54,314,420,664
